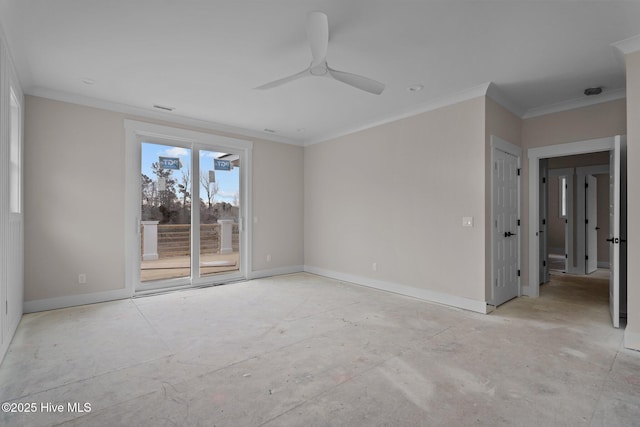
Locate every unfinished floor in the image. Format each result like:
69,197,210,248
1,272,639,426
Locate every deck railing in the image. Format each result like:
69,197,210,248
141,222,239,259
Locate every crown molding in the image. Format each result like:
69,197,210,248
612,33,640,55
522,87,626,119
304,82,492,146
26,86,303,146
486,82,526,117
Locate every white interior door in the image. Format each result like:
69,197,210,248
493,148,520,305
609,139,620,328
586,175,598,274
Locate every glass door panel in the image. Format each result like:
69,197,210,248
140,142,192,283
198,150,241,277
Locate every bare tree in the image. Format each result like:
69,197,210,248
200,171,218,208
178,168,190,207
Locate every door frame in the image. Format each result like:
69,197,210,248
490,135,522,306
539,159,549,284
124,120,253,295
575,165,609,274
548,168,574,273
527,136,617,297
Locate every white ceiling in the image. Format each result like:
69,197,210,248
1,1,639,145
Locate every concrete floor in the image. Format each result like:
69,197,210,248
1,272,639,426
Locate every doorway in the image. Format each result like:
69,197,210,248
528,136,626,328
125,121,253,294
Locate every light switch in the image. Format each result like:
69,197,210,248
462,217,474,227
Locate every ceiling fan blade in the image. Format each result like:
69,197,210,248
254,68,310,90
327,67,385,95
307,11,328,65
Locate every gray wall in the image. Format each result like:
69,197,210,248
305,97,487,304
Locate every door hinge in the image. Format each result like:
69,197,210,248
585,219,589,224
542,219,546,225
565,254,568,259
517,168,521,176
542,176,546,183
543,260,547,267
517,270,521,277
585,182,589,188
517,219,521,226
565,219,568,224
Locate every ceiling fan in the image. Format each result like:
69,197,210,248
255,11,385,95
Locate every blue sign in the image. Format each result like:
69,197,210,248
159,157,180,170
214,159,231,171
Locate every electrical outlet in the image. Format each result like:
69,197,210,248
78,274,87,284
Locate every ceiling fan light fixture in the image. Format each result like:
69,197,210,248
254,11,385,95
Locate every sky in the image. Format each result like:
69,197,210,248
141,142,240,205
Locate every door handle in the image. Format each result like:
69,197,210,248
504,232,517,237
606,238,614,243
595,227,600,230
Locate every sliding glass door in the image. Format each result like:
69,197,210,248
127,121,251,294
198,149,241,278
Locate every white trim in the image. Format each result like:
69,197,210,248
575,164,610,274
24,288,132,313
548,168,573,273
527,137,617,298
124,119,254,150
29,86,301,146
613,33,640,55
249,265,305,280
522,88,626,119
486,82,526,117
304,265,489,314
490,136,522,305
124,120,253,294
304,82,492,146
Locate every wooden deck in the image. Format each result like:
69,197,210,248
140,252,240,282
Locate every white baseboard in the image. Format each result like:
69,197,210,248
23,265,305,314
624,330,640,352
24,288,133,313
249,265,304,280
304,265,489,314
